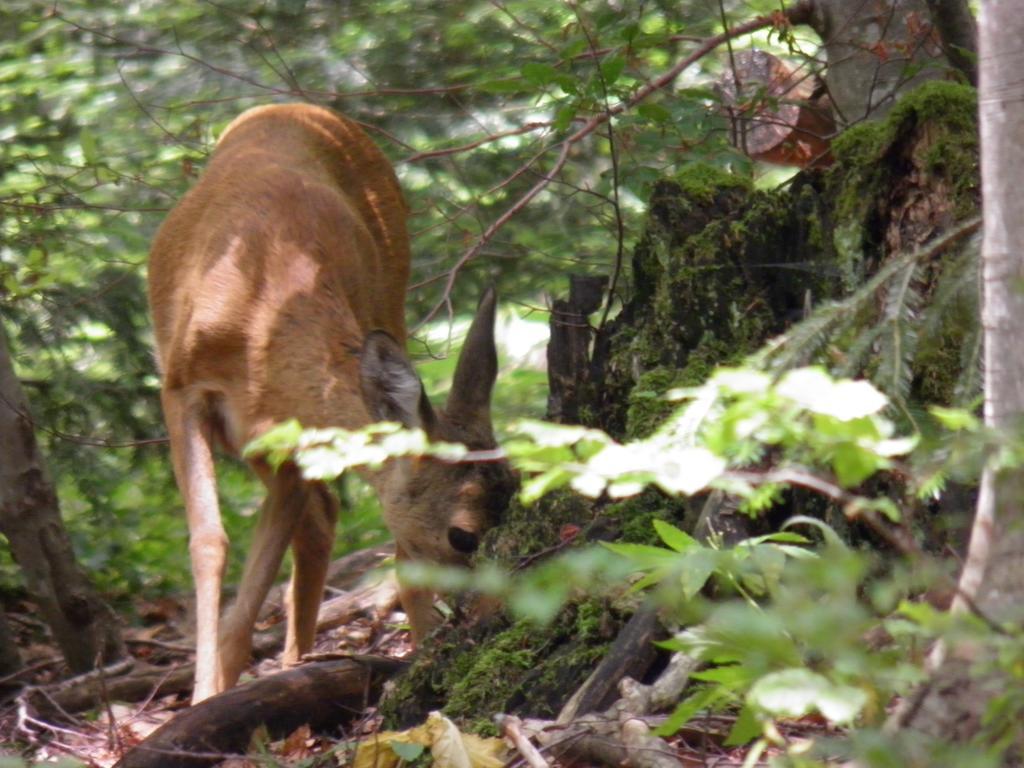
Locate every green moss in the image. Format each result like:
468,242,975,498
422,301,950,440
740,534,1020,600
608,489,693,544
888,80,977,132
442,619,544,730
625,368,680,439
832,81,976,167
831,120,889,168
483,490,590,563
380,599,621,735
827,80,979,289
671,162,752,205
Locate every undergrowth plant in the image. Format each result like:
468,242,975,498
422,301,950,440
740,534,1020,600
248,365,1013,765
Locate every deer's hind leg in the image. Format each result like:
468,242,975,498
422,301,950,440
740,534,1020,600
162,388,227,705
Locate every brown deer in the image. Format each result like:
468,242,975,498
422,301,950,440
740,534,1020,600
148,103,514,704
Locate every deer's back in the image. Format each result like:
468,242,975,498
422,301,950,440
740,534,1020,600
149,104,411,450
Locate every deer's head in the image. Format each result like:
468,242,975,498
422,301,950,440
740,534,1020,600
360,288,516,565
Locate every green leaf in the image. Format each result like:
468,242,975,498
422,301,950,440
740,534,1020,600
724,704,761,746
748,668,867,724
521,61,558,86
653,519,698,552
680,549,716,599
654,685,727,736
602,541,681,569
691,665,755,686
554,104,577,132
929,405,980,431
520,468,574,503
637,103,671,124
782,516,847,548
741,531,809,546
389,741,425,762
243,419,303,467
600,54,626,85
80,127,98,165
478,78,526,94
832,443,884,487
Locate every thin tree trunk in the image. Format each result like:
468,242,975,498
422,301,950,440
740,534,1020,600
925,0,978,85
0,328,124,672
895,1,1024,755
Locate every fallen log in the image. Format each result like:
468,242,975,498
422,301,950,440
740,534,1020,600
26,661,194,718
114,655,405,768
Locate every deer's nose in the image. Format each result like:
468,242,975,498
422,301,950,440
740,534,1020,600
448,526,479,554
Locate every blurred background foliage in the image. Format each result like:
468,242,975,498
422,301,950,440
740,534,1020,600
0,0,815,601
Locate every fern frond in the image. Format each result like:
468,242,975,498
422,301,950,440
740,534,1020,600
954,321,983,406
748,217,982,408
874,261,922,406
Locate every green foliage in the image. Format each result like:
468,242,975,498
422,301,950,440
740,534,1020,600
751,218,982,416
505,366,915,508
346,356,1021,762
1,0,742,597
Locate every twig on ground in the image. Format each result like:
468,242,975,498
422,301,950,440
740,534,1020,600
496,713,551,768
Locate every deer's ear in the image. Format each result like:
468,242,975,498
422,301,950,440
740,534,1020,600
360,331,436,431
446,287,498,423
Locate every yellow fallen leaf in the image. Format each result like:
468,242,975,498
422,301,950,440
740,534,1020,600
353,711,508,768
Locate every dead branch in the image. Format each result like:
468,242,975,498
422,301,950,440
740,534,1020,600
113,656,404,768
558,605,661,723
522,714,683,768
19,549,399,718
24,662,194,720
496,608,705,768
496,714,551,768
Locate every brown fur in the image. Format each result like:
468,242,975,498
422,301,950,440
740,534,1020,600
149,104,512,704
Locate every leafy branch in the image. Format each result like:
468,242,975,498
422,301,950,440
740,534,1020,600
416,1,815,325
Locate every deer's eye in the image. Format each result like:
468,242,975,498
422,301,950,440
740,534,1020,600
448,527,479,554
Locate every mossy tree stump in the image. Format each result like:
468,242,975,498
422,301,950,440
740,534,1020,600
381,81,981,733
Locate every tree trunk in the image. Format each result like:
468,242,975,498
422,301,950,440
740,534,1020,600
809,0,958,124
0,328,124,673
896,2,1024,757
0,609,23,686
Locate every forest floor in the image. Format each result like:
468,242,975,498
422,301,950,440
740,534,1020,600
0,551,829,767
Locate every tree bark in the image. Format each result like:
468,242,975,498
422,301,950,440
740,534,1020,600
0,328,124,672
809,0,956,124
896,1,1024,756
115,656,404,768
925,0,978,85
547,275,607,424
0,609,23,687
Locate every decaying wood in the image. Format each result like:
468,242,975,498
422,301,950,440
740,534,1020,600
499,615,703,768
693,490,755,547
619,649,701,716
21,557,399,717
557,604,660,723
718,49,835,168
253,567,399,657
496,714,551,768
0,610,23,685
25,661,194,719
547,275,607,424
114,656,404,768
523,714,683,768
